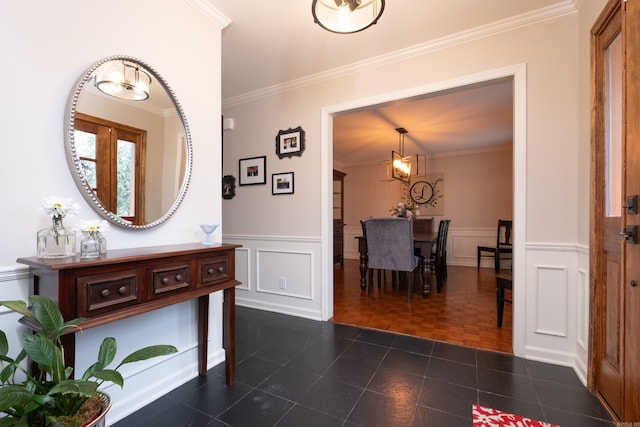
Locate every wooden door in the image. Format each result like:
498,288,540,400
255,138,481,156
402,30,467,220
622,0,640,420
590,0,640,422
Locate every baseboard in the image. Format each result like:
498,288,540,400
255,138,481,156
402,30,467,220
236,297,323,321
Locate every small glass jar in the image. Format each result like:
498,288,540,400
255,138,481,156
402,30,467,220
37,217,76,258
80,231,107,258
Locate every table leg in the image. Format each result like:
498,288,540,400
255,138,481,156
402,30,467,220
420,257,430,297
359,251,367,290
497,284,505,327
197,295,209,376
223,287,236,385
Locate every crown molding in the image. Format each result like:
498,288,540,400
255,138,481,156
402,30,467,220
223,1,576,108
185,0,231,29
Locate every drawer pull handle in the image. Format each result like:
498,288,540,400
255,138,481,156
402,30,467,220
175,274,183,281
162,277,169,284
207,268,214,275
218,267,224,273
101,289,110,298
118,286,127,295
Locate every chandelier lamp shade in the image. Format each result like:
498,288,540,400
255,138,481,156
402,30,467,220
94,60,152,101
312,0,385,34
392,127,412,183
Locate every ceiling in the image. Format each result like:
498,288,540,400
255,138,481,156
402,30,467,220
331,78,513,166
206,0,570,165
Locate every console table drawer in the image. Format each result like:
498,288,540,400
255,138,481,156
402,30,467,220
149,263,191,296
197,255,230,287
77,269,140,316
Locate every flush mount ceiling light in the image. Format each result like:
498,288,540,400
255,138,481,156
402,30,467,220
391,127,412,184
94,60,152,101
312,0,385,34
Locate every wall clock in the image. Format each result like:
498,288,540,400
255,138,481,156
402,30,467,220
409,179,441,207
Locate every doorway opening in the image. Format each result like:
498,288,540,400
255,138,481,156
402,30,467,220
321,65,526,355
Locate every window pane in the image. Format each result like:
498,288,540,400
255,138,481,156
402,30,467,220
80,160,97,188
605,33,622,217
116,139,135,217
74,130,97,159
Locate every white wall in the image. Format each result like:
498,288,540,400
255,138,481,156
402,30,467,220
222,5,599,374
0,1,227,423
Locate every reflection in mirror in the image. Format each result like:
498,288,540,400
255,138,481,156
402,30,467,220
65,56,192,229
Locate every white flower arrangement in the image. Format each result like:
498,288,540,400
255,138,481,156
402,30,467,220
76,219,109,257
390,201,420,219
41,196,80,220
76,219,110,237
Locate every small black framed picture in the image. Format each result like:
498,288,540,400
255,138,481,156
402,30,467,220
272,172,294,195
239,156,266,186
275,126,305,159
222,175,236,199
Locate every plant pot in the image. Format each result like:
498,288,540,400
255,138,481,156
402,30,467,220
80,393,111,427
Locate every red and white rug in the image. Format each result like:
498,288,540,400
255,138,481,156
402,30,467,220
472,404,559,427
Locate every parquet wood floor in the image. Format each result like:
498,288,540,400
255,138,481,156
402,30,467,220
332,259,513,353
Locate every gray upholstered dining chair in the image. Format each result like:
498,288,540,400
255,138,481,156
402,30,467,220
365,217,421,302
360,220,388,289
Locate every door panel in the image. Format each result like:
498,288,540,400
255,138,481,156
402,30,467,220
623,0,640,420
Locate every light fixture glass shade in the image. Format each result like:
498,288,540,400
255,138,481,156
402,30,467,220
392,151,411,183
312,0,385,34
94,61,152,101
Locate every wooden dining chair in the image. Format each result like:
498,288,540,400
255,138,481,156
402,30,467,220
365,217,421,302
413,217,434,234
496,271,512,327
477,219,513,272
429,219,451,292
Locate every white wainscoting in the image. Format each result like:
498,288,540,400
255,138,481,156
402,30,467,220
521,243,579,369
224,234,323,320
234,247,250,291
256,249,313,299
574,244,590,384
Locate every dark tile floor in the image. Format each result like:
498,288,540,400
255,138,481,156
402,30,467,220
113,307,615,427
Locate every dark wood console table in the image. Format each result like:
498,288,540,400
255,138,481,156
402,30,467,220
17,243,241,385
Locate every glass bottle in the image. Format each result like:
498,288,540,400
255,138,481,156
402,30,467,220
80,231,107,258
37,217,76,258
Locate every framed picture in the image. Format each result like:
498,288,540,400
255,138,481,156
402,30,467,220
239,156,266,186
275,126,305,159
222,175,236,199
272,172,294,195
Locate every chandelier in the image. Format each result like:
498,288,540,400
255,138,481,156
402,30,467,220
311,0,385,34
391,127,412,183
94,60,152,101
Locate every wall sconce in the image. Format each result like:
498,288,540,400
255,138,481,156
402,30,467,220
94,60,152,101
391,127,412,183
312,0,385,34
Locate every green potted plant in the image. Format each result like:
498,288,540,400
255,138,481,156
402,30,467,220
0,295,178,427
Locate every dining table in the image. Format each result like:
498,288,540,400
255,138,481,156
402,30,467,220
355,231,437,297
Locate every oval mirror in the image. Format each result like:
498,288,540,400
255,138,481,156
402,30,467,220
65,55,192,230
